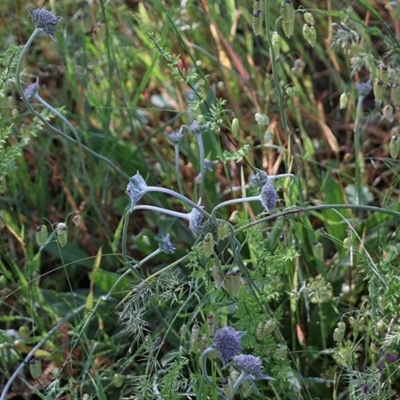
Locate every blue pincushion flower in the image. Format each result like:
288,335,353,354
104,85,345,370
260,180,277,211
233,355,265,379
213,326,242,365
27,7,62,41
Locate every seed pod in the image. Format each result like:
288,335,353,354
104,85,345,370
112,373,124,388
370,340,380,354
29,358,42,379
217,221,230,240
207,314,215,338
222,377,234,399
333,321,346,342
391,83,400,107
313,241,324,261
382,104,394,122
340,92,349,109
191,323,200,343
225,271,243,297
280,0,295,38
275,344,287,360
303,11,314,25
272,31,281,60
253,0,261,12
278,233,285,248
343,236,353,249
373,78,384,103
211,263,224,289
256,320,275,339
303,24,316,47
35,225,48,246
377,63,388,87
390,135,400,159
253,10,263,36
203,232,214,257
239,380,253,396
231,118,239,137
56,223,68,247
72,213,81,226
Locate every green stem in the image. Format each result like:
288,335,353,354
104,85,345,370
15,29,129,181
36,95,112,236
0,305,85,400
354,96,364,205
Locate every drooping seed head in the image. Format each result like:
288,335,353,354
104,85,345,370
260,180,277,211
126,172,147,211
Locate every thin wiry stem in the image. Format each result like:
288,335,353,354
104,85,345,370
35,94,112,236
15,29,129,181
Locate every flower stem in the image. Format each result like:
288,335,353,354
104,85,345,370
174,144,184,194
15,29,129,180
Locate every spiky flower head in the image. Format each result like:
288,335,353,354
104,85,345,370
213,326,243,365
27,7,62,41
249,170,269,188
166,126,185,144
157,234,176,255
24,77,39,101
126,172,147,211
186,120,211,136
233,355,269,380
260,180,277,211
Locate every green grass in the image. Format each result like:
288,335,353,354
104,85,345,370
1,0,400,399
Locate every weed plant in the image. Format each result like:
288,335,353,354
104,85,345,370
1,0,400,399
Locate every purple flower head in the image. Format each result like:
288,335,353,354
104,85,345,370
186,120,211,136
387,353,398,363
126,172,147,211
260,180,277,211
249,170,269,188
157,234,176,255
355,80,372,98
24,77,39,101
27,7,62,41
166,126,185,144
213,326,243,365
188,206,204,236
233,355,265,379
